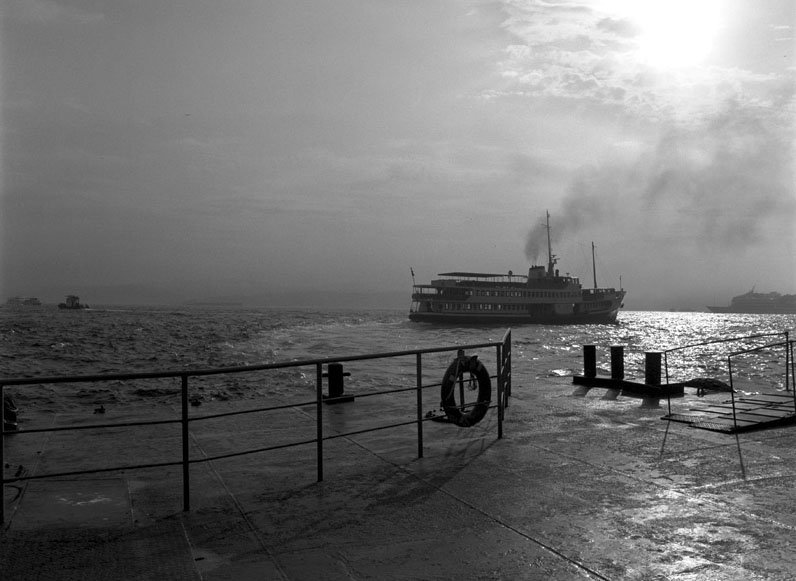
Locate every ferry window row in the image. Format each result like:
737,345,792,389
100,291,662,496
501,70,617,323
467,290,577,299
435,303,561,312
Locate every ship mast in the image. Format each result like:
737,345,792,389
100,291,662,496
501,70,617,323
592,241,597,289
546,210,556,276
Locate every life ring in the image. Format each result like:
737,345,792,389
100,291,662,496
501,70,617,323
440,355,491,427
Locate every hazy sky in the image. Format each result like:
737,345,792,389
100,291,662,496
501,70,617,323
2,0,794,309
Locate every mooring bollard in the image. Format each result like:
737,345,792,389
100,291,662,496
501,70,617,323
583,345,596,378
610,345,625,380
641,351,663,408
645,351,662,386
323,362,354,404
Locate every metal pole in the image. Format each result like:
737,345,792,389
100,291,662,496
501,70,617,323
664,352,671,416
505,330,512,404
788,336,796,414
181,375,190,512
583,345,597,378
728,358,737,431
416,354,423,458
1,384,5,524
316,363,324,482
496,344,503,440
785,331,790,393
458,351,466,411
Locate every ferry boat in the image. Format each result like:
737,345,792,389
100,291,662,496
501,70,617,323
409,213,626,324
58,295,89,310
707,290,796,314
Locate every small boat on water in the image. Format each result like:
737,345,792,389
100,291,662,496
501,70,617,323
707,290,796,314
409,212,626,324
5,296,41,308
58,295,89,310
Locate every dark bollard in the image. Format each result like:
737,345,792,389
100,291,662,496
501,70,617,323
323,363,354,404
583,345,596,378
643,352,663,408
645,351,662,386
610,345,625,380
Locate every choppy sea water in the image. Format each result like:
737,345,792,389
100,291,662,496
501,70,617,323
1,306,794,413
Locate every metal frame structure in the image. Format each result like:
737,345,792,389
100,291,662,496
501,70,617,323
662,331,793,428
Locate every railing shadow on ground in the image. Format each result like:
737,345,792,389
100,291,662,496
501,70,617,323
1,329,511,523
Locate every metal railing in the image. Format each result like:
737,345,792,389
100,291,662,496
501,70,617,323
661,331,794,427
1,329,511,523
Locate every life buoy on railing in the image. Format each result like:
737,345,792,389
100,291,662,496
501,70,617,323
440,355,492,427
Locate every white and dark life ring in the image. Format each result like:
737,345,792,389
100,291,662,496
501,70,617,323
440,355,492,427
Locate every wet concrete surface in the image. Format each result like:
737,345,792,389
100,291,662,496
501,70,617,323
3,377,796,580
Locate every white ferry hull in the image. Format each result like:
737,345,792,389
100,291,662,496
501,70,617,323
409,304,622,325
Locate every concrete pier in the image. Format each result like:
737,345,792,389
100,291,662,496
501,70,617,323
3,378,796,580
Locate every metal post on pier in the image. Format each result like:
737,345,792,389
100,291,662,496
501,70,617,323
1,385,5,524
496,343,504,440
456,349,466,412
728,357,738,431
645,352,662,386
316,363,324,482
788,333,796,414
181,375,190,512
583,345,597,378
785,331,790,393
664,351,672,416
643,351,663,408
610,346,625,380
504,329,512,405
416,354,424,458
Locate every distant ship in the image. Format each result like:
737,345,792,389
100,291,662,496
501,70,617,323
707,290,796,314
58,295,89,310
409,212,626,324
5,296,42,308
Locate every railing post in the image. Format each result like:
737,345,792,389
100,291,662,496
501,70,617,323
416,354,423,458
664,351,671,416
505,329,511,404
785,331,790,393
496,344,503,440
316,363,324,482
790,338,796,414
181,374,190,512
1,384,5,524
457,349,466,411
728,357,738,431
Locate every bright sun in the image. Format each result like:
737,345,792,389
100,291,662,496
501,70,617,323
608,0,722,69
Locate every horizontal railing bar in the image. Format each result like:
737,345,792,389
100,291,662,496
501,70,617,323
728,340,787,358
334,383,436,400
323,418,419,439
3,402,505,485
193,437,320,462
3,459,183,483
189,399,318,421
662,332,786,355
1,374,497,436
4,417,179,435
0,341,503,387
